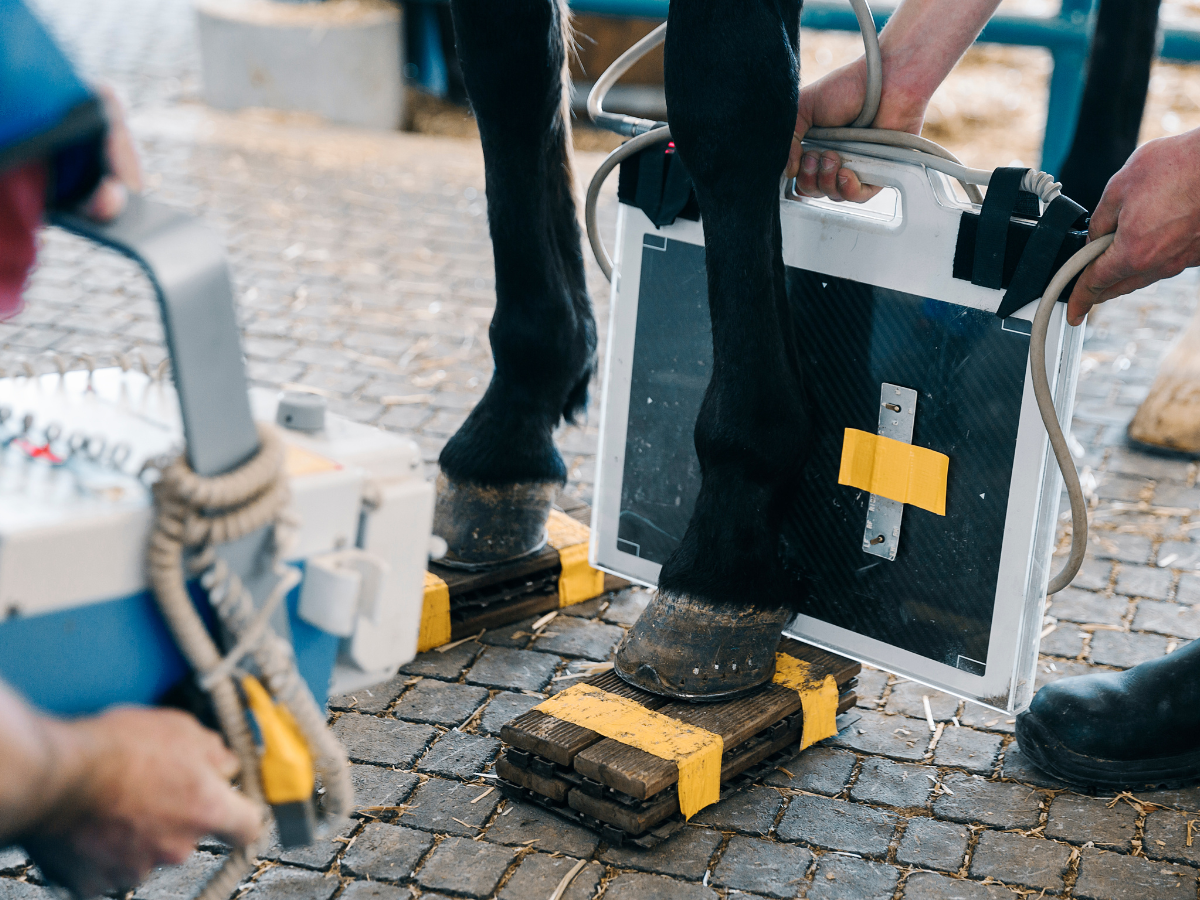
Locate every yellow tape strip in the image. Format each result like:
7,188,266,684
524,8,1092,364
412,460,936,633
241,675,314,805
546,509,605,608
838,428,949,516
418,570,452,653
773,654,841,750
534,683,722,819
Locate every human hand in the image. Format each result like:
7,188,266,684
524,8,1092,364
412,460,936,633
1066,130,1200,326
21,706,262,899
786,58,927,202
81,84,143,222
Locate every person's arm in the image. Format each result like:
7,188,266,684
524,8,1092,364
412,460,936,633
787,0,1003,200
1065,129,1200,324
0,680,262,897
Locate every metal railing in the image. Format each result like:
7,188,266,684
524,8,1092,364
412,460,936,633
405,0,1200,174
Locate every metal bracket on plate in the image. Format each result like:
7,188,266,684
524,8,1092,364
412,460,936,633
862,383,917,561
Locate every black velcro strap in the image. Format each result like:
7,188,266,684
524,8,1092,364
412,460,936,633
972,167,1029,289
994,195,1088,319
634,146,668,222
656,151,695,227
630,145,696,228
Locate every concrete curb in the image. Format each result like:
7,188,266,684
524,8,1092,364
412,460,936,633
196,0,404,130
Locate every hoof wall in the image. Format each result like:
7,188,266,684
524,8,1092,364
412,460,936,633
614,591,791,701
433,474,559,569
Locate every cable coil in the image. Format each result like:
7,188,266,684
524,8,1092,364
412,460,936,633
146,424,351,898
583,0,1094,594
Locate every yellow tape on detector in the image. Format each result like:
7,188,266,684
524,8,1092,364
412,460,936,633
773,655,840,750
534,683,723,819
838,428,949,516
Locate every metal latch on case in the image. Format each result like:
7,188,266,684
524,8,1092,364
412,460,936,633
297,549,389,640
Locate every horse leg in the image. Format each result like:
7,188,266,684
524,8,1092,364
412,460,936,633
614,0,809,698
435,0,596,566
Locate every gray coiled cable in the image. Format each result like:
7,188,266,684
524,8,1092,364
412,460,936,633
583,0,1097,593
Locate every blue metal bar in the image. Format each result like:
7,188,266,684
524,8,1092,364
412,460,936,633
403,0,1200,61
410,3,449,96
403,0,1200,172
1040,0,1096,175
1162,27,1200,62
801,2,1091,50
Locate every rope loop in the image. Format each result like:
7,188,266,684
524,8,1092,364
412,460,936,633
144,421,351,899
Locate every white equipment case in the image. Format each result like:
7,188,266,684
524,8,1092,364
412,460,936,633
0,197,433,714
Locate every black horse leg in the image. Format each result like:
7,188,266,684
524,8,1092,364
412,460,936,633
435,0,596,566
615,0,810,698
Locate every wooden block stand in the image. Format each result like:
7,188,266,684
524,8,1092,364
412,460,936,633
497,639,859,847
427,499,627,644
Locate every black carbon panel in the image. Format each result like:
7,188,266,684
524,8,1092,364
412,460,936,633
780,268,1028,672
615,235,1032,672
617,237,710,563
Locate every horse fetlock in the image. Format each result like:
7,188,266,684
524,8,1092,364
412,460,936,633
432,473,558,569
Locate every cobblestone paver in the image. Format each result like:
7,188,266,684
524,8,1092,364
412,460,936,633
7,1,1200,899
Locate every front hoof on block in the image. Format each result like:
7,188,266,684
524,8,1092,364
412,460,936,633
613,591,792,701
433,474,559,569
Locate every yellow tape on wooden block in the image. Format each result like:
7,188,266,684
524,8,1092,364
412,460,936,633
773,654,841,750
546,509,605,608
418,571,452,653
534,682,723,819
838,428,949,516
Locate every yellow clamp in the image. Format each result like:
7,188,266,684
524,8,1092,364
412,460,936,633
241,675,314,806
418,510,606,652
838,428,949,516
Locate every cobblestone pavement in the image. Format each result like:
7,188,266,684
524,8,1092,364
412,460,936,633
8,1,1200,899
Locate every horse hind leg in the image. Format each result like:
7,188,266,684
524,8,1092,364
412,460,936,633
614,0,810,699
435,0,596,567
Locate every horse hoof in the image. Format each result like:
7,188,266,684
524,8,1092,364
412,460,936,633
432,473,559,569
613,591,792,701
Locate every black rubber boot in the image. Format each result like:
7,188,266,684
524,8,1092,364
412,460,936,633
613,592,792,701
1016,640,1200,791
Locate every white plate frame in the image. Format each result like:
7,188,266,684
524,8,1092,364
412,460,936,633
590,147,1084,713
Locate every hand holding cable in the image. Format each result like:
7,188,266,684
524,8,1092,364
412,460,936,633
789,0,1003,200
1066,129,1200,324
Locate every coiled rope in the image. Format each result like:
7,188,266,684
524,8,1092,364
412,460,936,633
146,423,351,898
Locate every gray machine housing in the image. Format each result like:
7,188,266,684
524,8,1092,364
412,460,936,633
591,149,1083,713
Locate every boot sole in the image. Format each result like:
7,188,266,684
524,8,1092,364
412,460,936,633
1017,710,1200,792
